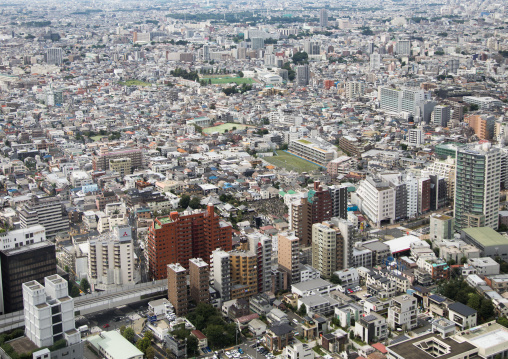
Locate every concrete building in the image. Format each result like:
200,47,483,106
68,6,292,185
23,275,81,348
463,96,503,110
354,312,388,343
467,257,500,276
88,226,135,291
455,143,501,230
408,128,423,146
210,249,231,303
430,214,454,241
296,64,310,86
431,105,451,127
109,157,132,176
189,258,209,305
289,138,337,166
19,196,69,240
0,225,46,250
88,331,143,359
278,232,300,286
354,176,395,227
396,39,411,56
247,233,272,294
465,115,496,140
387,295,417,331
462,227,508,261
448,302,477,330
338,136,372,157
312,222,344,278
345,81,365,99
387,333,478,359
45,48,63,65
230,250,258,300
328,185,348,220
319,9,328,27
167,263,188,316
93,148,143,172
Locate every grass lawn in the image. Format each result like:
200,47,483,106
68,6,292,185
119,79,151,86
202,123,252,134
201,76,254,85
264,150,321,173
90,135,107,142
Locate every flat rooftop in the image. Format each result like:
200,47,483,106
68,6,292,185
462,227,508,247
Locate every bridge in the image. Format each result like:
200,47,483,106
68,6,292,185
0,280,167,333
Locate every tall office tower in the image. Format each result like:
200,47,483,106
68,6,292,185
210,249,231,303
45,48,63,65
23,275,81,348
247,233,272,294
277,232,300,286
311,221,347,277
229,250,257,300
88,225,135,292
355,176,396,227
0,241,56,314
328,185,348,219
19,196,69,240
370,53,381,70
319,9,328,27
189,258,209,305
148,205,232,280
203,45,210,60
290,181,332,246
92,148,143,171
0,225,45,250
296,64,310,86
401,88,425,115
429,175,447,211
167,263,188,316
418,177,431,214
379,86,403,113
455,143,501,230
303,41,320,55
416,100,437,124
396,39,411,56
345,81,366,99
431,105,451,127
252,38,265,50
408,128,423,146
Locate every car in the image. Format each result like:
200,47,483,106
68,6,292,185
347,289,353,293
238,349,244,354
103,324,110,328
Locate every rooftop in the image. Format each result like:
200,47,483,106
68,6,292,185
462,227,508,247
88,331,143,359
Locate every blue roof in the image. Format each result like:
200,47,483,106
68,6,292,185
429,294,446,303
209,176,218,180
210,167,217,171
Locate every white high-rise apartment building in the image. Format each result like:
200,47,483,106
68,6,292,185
247,233,273,293
354,176,396,227
45,48,63,65
345,81,365,99
455,143,501,230
88,225,135,291
23,275,81,348
408,128,423,146
396,39,411,55
387,295,417,330
0,225,45,250
210,249,231,302
19,196,69,239
370,53,381,70
401,88,425,115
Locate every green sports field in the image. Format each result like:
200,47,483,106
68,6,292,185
118,80,151,86
264,150,321,173
201,76,254,85
202,123,252,134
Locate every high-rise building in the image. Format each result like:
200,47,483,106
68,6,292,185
408,128,423,146
430,214,454,241
0,225,46,250
247,233,273,294
23,275,81,349
431,105,451,127
278,232,300,286
354,176,396,227
379,86,403,113
290,181,332,245
0,241,56,314
296,64,310,86
230,250,257,300
88,225,135,291
370,53,381,70
147,205,232,280
455,143,501,230
328,185,348,220
167,263,188,316
396,39,411,56
203,45,210,61
418,177,431,214
109,157,132,176
401,88,425,115
304,41,320,55
345,81,365,99
319,9,328,27
19,196,69,240
92,149,143,172
210,249,231,303
312,222,343,277
465,114,496,140
189,258,209,305
45,48,63,65
252,38,265,50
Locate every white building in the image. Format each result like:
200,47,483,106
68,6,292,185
354,176,395,227
463,96,503,110
291,278,338,297
408,128,423,146
284,342,315,359
0,225,45,250
88,225,135,291
210,249,231,303
387,295,417,331
289,138,338,166
23,275,81,348
467,257,500,276
87,331,143,359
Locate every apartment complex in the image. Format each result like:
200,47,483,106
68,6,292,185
88,225,135,291
278,232,301,286
247,233,273,294
230,250,258,300
387,295,418,331
147,205,232,280
19,196,69,239
167,263,188,316
338,136,373,157
92,148,143,171
109,157,132,176
210,249,232,303
189,258,209,305
312,222,343,278
465,114,496,140
454,143,501,230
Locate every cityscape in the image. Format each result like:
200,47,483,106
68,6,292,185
0,0,507,358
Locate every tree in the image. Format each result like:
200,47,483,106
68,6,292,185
460,257,468,264
497,317,508,328
144,330,154,342
470,104,479,111
480,299,494,320
298,303,307,316
189,197,201,209
136,337,151,353
330,274,342,285
187,335,199,356
292,51,308,64
119,326,126,336
123,327,135,342
238,71,244,78
179,194,191,208
80,278,90,294
64,265,70,273
467,293,482,311
145,346,155,359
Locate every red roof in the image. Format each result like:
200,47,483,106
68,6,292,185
371,343,387,354
191,330,207,340
235,313,259,323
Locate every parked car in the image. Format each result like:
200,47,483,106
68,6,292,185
103,324,110,328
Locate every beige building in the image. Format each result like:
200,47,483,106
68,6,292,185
189,258,209,305
311,222,344,278
278,232,300,286
230,250,258,300
109,157,132,176
167,263,188,316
